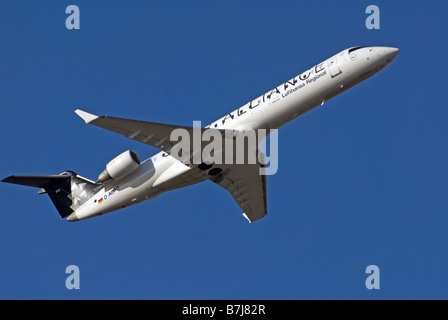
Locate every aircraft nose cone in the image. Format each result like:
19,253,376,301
382,47,399,61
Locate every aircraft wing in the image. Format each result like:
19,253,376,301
75,109,237,165
75,109,268,222
210,162,267,223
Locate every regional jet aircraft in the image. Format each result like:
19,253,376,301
1,46,399,222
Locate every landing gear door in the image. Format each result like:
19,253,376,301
328,56,342,78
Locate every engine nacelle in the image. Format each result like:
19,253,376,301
96,150,140,183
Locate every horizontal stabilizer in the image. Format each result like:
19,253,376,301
1,175,70,188
1,172,101,219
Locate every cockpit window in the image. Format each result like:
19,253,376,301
348,46,366,53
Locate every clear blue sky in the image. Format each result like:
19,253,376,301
1,0,447,299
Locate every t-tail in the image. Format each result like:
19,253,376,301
1,171,102,219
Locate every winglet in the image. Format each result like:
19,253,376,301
75,109,99,124
242,213,252,223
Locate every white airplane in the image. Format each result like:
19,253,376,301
1,46,399,222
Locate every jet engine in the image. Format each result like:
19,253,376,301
96,150,140,183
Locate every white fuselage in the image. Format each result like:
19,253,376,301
71,46,399,221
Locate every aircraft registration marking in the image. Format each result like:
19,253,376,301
98,186,119,204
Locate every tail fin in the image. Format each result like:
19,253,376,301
1,171,102,218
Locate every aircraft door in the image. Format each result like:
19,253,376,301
327,56,342,77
